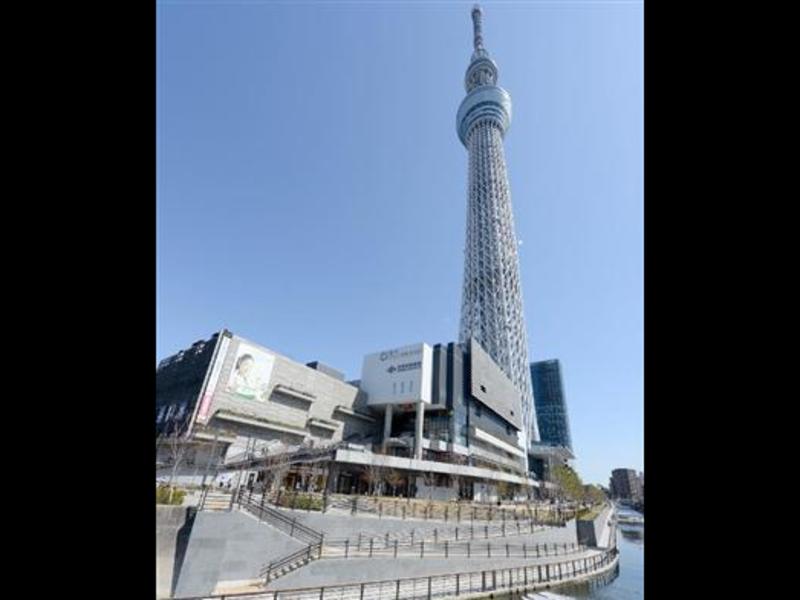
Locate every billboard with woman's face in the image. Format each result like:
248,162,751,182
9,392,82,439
225,343,275,402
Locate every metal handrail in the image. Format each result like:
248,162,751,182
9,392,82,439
172,545,620,600
316,538,586,560
239,496,323,545
260,542,322,580
321,494,573,526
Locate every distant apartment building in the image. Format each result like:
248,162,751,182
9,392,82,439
609,468,643,503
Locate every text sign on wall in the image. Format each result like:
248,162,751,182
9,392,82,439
360,343,433,406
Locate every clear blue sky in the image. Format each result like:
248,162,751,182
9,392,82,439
157,0,643,486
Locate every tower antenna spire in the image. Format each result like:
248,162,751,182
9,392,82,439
472,4,484,51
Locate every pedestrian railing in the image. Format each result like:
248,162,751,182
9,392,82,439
319,538,586,560
260,533,585,584
173,545,619,600
346,518,550,546
233,489,593,588
238,494,324,546
240,492,567,550
321,494,574,527
261,543,323,583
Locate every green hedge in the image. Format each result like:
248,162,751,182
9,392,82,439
156,485,186,505
576,505,603,521
276,493,323,511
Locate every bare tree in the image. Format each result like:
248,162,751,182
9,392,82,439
385,469,405,497
495,479,511,502
421,471,437,500
267,452,292,497
450,473,462,501
522,482,534,505
295,463,313,492
360,462,384,496
157,423,191,504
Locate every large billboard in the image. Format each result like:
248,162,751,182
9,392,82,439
194,337,277,425
360,342,433,406
224,343,276,402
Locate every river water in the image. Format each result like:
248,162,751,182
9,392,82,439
527,506,644,599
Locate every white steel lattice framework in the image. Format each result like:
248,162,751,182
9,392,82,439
457,6,540,451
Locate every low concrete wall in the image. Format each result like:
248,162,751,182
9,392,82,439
576,505,614,548
594,505,615,548
156,506,197,599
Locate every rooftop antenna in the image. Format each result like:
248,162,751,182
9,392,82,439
472,4,484,51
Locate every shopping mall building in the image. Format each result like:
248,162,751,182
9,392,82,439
156,329,568,501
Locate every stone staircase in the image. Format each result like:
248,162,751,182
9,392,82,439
200,489,233,512
261,543,322,583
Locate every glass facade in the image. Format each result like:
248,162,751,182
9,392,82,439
445,343,469,447
529,359,573,451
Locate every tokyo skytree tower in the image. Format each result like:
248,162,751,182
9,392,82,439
457,5,540,449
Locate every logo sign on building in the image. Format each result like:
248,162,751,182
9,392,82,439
361,342,433,406
195,334,231,424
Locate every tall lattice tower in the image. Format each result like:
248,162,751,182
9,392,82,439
457,5,539,451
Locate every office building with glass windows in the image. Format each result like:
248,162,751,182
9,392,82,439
525,360,574,491
530,359,573,451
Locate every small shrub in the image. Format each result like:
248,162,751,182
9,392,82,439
576,506,602,521
277,493,323,511
156,485,186,505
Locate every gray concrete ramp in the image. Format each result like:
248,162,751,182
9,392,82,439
174,510,305,598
